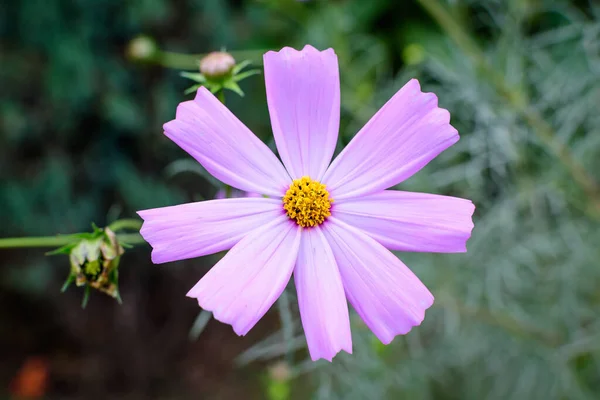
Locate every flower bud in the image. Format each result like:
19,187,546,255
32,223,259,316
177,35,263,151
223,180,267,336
268,361,291,382
126,35,158,62
266,361,291,400
199,51,236,78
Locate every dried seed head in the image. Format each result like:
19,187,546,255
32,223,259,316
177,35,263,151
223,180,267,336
67,227,124,300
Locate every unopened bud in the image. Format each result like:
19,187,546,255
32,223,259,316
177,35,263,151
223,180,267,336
199,51,236,78
268,361,291,382
126,35,158,62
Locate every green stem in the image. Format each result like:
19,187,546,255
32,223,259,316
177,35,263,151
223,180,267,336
0,236,78,249
153,51,200,70
417,0,600,218
108,218,143,233
218,90,226,104
277,290,295,364
116,233,146,245
0,219,146,249
0,233,146,249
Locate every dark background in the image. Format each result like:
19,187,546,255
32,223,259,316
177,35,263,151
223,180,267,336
2,0,599,399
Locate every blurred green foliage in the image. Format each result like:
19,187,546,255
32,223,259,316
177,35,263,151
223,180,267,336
1,0,600,399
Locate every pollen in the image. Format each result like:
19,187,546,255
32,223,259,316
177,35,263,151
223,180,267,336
283,176,333,228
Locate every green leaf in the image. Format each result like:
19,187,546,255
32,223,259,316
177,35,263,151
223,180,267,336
233,69,261,82
91,222,101,233
46,242,77,256
223,81,245,97
81,286,91,309
119,241,134,249
180,72,206,83
61,274,74,293
232,59,252,75
208,84,222,94
184,83,203,95
188,309,213,341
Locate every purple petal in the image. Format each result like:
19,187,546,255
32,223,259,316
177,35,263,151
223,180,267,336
295,226,352,361
187,217,301,336
164,87,291,197
334,190,475,253
138,198,284,264
264,45,340,180
322,218,434,344
322,79,459,200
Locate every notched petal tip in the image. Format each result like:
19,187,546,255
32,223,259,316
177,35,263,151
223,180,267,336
462,200,477,250
322,77,462,198
162,117,179,134
311,345,353,362
185,220,301,339
406,77,421,90
405,78,458,125
189,294,251,336
150,250,168,265
300,44,336,56
158,74,292,196
376,295,435,346
407,78,461,128
193,84,214,102
264,44,336,60
323,220,435,345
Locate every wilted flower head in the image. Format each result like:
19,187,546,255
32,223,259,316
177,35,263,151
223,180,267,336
139,45,475,361
53,225,124,304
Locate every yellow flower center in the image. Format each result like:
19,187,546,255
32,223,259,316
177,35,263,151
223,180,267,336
283,176,333,227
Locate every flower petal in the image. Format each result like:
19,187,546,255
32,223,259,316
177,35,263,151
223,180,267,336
163,86,291,197
264,45,340,180
187,217,301,336
138,198,284,264
322,218,434,344
295,226,352,361
322,79,459,200
334,190,475,253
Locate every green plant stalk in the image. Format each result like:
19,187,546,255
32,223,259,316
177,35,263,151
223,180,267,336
277,290,295,364
0,236,78,248
0,232,145,249
108,218,143,232
417,0,600,217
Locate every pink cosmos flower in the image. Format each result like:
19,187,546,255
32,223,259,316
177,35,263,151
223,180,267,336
138,45,475,361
